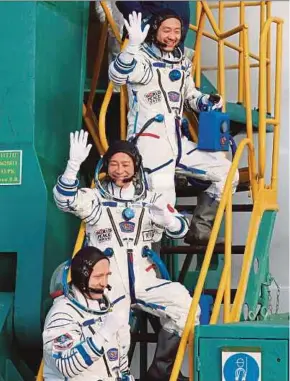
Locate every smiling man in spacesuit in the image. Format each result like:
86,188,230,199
108,11,239,245
43,246,133,381
53,130,199,381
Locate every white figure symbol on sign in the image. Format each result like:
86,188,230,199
235,357,247,381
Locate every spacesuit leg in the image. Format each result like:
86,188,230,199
137,136,177,206
135,277,200,381
179,138,239,244
107,277,132,374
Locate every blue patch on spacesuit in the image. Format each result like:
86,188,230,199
53,333,74,351
168,91,180,102
169,69,182,81
107,348,119,361
119,221,135,233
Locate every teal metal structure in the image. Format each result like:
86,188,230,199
0,2,89,377
194,313,289,381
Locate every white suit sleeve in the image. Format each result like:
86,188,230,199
53,176,102,226
109,48,153,86
151,194,189,239
43,310,106,378
183,59,207,113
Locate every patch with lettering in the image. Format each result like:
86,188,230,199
168,91,180,102
96,228,112,242
119,221,135,233
142,230,154,241
107,348,119,361
144,90,162,105
53,333,74,351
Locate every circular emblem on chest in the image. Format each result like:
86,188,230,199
169,69,181,81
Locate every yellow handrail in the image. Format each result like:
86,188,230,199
266,1,272,113
218,1,226,110
258,17,283,187
87,21,108,110
169,138,255,381
238,2,245,104
82,104,104,155
189,24,268,63
100,1,122,45
209,1,264,9
99,81,114,152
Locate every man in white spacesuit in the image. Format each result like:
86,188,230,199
108,11,239,245
43,246,133,380
53,130,199,380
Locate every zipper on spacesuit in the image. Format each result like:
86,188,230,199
106,207,123,247
103,354,112,377
156,68,171,113
175,117,182,165
133,207,145,246
178,71,185,114
127,248,136,303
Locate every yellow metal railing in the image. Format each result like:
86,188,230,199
170,138,256,381
169,5,283,381
191,1,271,109
258,17,283,189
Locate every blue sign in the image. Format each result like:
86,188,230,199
223,352,260,381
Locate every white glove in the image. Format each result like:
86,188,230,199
98,311,125,343
203,94,223,110
124,12,150,54
149,203,181,232
63,130,92,181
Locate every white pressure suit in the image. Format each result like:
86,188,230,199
108,20,239,206
53,131,199,380
53,178,199,336
43,284,132,381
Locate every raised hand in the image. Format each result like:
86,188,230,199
69,130,92,166
62,130,92,180
124,11,150,47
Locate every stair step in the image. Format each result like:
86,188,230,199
160,244,245,255
176,182,250,198
177,204,253,213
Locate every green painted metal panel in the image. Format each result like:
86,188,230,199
0,2,47,348
195,315,289,381
0,1,89,349
197,338,288,381
196,314,289,340
243,211,277,320
227,102,274,132
34,0,90,324
0,293,13,379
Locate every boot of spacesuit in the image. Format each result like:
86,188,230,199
147,329,189,381
184,193,221,245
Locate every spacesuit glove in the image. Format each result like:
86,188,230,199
63,130,92,181
201,94,223,111
149,204,182,232
123,12,150,53
98,311,124,343
208,94,223,109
